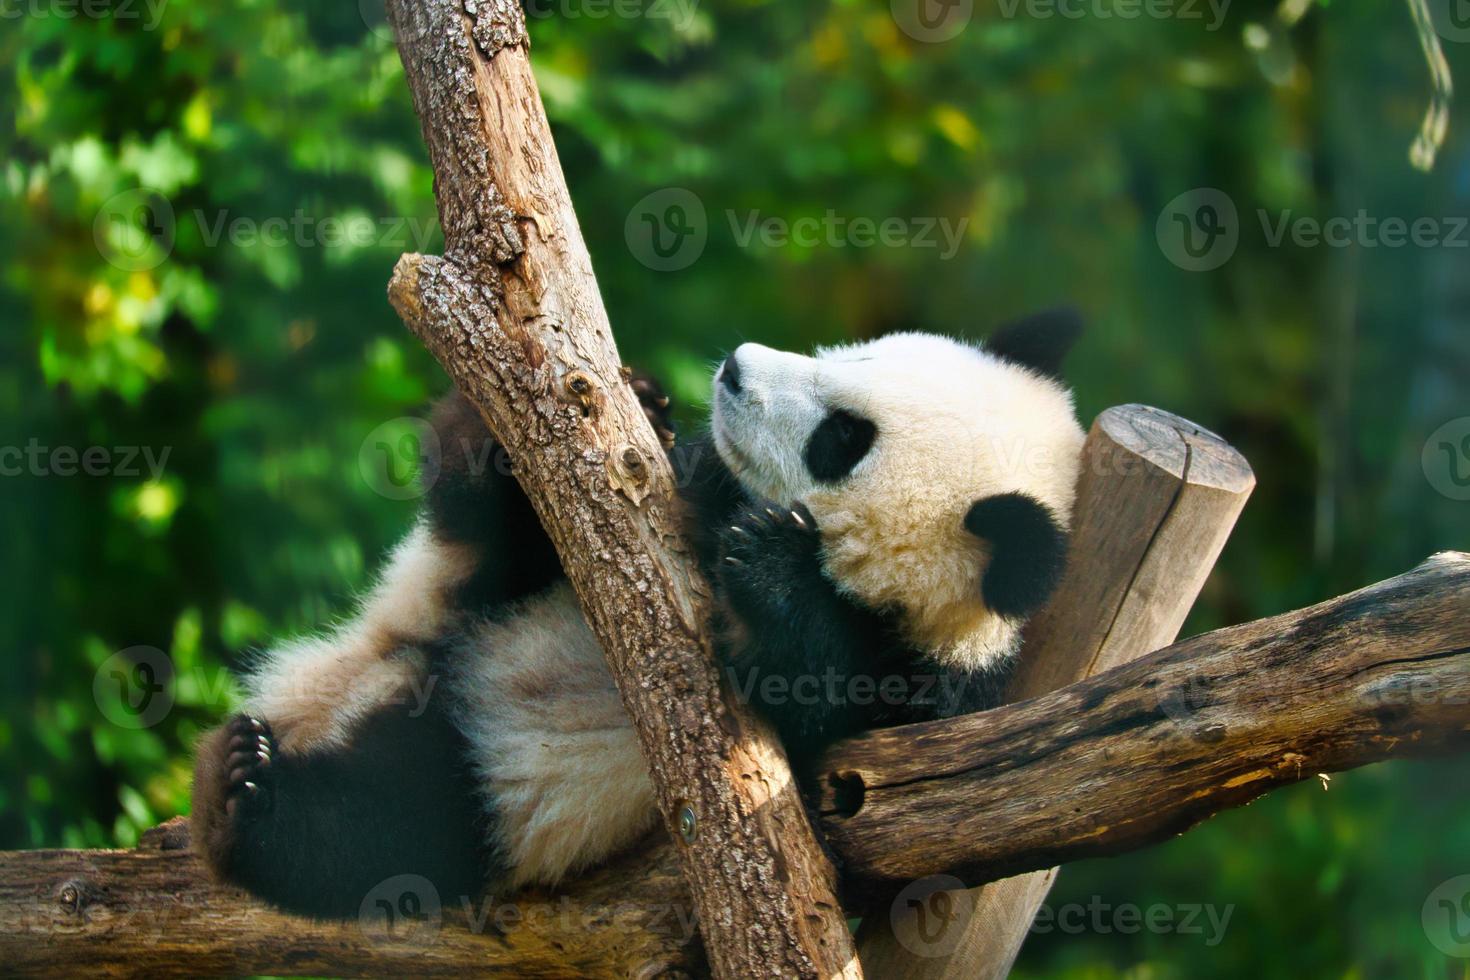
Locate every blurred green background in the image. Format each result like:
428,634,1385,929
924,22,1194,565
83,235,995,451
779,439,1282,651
2,0,1468,976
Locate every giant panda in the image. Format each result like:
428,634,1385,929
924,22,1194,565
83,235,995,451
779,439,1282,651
190,312,1086,916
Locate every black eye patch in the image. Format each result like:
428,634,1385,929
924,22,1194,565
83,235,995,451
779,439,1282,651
804,409,876,483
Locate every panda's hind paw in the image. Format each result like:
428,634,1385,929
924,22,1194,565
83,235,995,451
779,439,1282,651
629,369,676,449
221,714,275,820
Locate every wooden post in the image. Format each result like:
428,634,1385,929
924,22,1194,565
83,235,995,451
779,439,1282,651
854,404,1254,976
381,3,857,978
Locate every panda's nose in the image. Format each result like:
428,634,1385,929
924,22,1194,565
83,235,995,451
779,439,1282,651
719,352,742,394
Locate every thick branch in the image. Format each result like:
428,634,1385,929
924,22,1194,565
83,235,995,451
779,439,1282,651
4,556,1465,977
820,551,1470,891
0,820,701,979
380,3,855,978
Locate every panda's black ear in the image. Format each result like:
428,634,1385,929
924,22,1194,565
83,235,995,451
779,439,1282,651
964,493,1068,620
985,307,1083,381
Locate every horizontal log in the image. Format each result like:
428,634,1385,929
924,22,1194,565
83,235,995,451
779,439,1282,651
817,551,1470,890
0,819,701,979
3,554,1465,976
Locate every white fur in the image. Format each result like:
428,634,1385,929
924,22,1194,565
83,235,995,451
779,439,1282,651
244,522,479,753
444,584,655,886
713,332,1085,671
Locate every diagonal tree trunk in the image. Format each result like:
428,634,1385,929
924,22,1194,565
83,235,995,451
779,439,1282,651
380,3,858,978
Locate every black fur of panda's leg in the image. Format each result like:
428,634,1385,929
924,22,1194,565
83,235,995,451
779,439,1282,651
423,392,562,611
191,699,492,918
713,502,900,769
426,373,680,611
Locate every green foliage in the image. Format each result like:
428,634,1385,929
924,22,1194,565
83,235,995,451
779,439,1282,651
1,1,1466,975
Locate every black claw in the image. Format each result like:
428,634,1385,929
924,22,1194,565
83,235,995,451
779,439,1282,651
219,713,276,819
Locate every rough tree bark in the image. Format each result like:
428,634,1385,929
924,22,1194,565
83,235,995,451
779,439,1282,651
3,554,1466,977
379,2,857,978
0,820,701,979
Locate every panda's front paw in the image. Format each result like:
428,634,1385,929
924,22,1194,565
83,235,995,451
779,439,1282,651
719,502,821,592
220,714,275,821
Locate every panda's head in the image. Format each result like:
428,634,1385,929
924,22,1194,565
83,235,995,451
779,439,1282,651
710,311,1086,671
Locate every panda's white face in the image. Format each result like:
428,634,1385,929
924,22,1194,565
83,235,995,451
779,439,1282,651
711,331,1086,669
